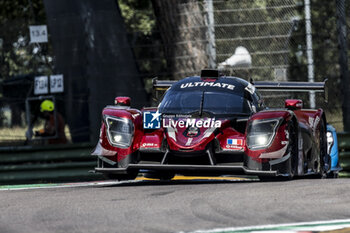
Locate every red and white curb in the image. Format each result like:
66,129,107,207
186,219,350,233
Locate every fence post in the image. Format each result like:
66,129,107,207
304,0,315,108
204,0,216,69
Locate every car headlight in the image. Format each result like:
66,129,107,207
326,131,334,155
247,118,282,150
104,115,134,148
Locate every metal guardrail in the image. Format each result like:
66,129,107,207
338,133,350,177
0,143,104,184
0,133,350,184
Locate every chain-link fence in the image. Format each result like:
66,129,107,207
126,0,347,130
131,0,300,80
214,0,299,80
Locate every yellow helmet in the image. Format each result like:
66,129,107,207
40,100,55,112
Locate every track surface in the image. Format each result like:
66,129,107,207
1,178,350,233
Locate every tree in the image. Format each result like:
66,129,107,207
44,0,147,142
0,0,52,79
151,0,208,79
289,0,346,129
0,0,53,127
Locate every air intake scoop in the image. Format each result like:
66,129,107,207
201,69,219,80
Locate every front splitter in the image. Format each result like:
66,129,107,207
95,164,278,177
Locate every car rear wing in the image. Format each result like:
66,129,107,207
253,80,326,92
253,80,328,102
152,78,177,101
152,78,177,91
152,78,328,101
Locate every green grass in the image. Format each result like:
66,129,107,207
325,109,344,132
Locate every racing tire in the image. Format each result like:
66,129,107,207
287,120,298,179
317,118,328,179
326,171,339,178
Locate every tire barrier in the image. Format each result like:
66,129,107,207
0,143,104,185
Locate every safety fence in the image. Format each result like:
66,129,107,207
0,143,104,184
338,133,350,177
0,133,350,185
1,0,348,145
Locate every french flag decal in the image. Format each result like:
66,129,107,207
227,139,243,146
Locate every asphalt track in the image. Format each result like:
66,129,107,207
1,177,350,233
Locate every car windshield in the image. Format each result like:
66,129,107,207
158,90,251,116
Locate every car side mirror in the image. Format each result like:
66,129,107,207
285,99,303,110
115,96,131,106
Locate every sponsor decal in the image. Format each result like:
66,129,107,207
163,118,221,128
141,143,159,148
143,111,161,129
143,111,222,129
226,145,243,150
186,127,200,137
308,116,314,128
285,129,289,139
180,82,235,90
308,116,320,136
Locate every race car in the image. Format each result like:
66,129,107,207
92,69,339,181
326,124,342,178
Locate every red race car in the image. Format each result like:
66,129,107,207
92,69,331,181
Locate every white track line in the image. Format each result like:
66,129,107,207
0,180,141,191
